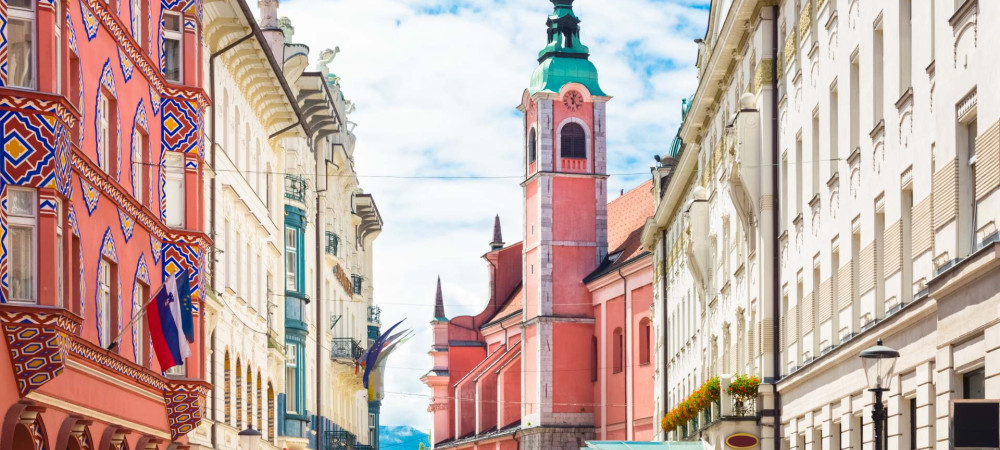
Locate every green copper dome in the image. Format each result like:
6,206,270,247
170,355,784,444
528,0,606,96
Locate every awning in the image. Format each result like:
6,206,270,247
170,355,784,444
583,442,706,450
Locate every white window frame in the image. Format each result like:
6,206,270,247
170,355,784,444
162,11,183,83
166,361,186,377
7,188,37,303
133,128,147,205
285,227,298,290
98,92,111,172
133,282,146,364
285,344,298,412
7,0,36,90
99,258,113,347
56,199,64,308
55,0,62,95
163,152,186,228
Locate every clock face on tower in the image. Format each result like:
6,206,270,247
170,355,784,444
563,90,584,112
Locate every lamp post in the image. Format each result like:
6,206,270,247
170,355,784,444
238,426,263,450
859,339,900,450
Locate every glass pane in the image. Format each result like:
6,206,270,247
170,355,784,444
163,13,181,32
9,226,34,302
8,18,33,89
9,0,33,8
8,189,35,217
163,39,181,82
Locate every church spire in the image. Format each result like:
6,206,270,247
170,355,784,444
490,215,504,251
433,276,446,320
529,0,605,96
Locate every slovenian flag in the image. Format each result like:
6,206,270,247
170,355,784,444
146,274,191,370
174,269,195,343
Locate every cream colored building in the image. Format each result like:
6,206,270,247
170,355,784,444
190,1,384,449
644,0,1000,449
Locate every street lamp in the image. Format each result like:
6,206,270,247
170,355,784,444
238,426,263,450
859,338,900,450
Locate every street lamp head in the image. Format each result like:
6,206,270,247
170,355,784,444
238,426,263,450
859,338,900,391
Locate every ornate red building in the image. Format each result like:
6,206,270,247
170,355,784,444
422,1,657,448
0,0,209,448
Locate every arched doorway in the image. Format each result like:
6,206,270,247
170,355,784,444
2,404,49,450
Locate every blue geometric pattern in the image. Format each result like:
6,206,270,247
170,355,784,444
1,2,8,86
150,236,161,264
149,86,161,116
79,0,99,41
0,193,7,303
119,210,135,242
131,254,150,363
81,178,99,215
118,48,134,83
94,59,122,179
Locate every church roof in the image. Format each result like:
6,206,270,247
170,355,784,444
586,180,655,281
528,0,606,96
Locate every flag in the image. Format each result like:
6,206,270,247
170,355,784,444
147,276,191,370
173,269,195,343
363,319,404,388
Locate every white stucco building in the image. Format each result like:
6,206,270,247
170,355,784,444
645,0,1000,449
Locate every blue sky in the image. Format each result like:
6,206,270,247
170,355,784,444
276,0,709,431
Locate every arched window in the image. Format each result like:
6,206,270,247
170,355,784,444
612,327,624,373
528,128,537,164
267,382,275,442
224,351,231,424
560,123,586,159
246,365,253,428
257,372,263,436
236,356,243,428
639,318,651,365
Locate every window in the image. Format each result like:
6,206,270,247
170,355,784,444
795,134,803,215
781,154,789,229
612,327,624,374
851,229,861,334
639,318,651,365
899,0,913,95
829,84,839,175
7,0,34,89
831,246,840,345
850,55,860,152
133,128,149,205
875,207,886,318
56,200,64,308
590,336,598,382
528,128,537,164
98,91,118,175
55,0,62,95
901,188,913,304
8,188,36,303
963,369,985,399
812,111,820,197
958,113,978,256
98,259,114,347
164,152,186,227
285,344,298,412
133,282,147,364
285,227,298,290
162,11,183,83
560,123,586,159
72,233,81,314
873,26,885,127
907,397,917,450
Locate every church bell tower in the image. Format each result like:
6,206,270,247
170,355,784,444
518,1,609,447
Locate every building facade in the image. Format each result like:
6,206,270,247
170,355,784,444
423,1,657,449
644,0,1000,449
0,0,210,448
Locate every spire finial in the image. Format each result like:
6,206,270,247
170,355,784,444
434,277,446,320
490,215,504,251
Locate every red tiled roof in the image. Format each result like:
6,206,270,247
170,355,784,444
606,179,654,262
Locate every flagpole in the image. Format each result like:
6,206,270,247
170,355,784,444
106,295,156,351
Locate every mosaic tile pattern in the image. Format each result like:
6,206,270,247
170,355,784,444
164,381,208,439
0,307,80,396
118,210,135,242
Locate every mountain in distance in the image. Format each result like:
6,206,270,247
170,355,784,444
380,425,430,450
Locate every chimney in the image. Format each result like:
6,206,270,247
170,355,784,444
258,0,285,64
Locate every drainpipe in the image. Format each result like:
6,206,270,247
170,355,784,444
660,229,669,441
616,268,629,439
770,6,782,450
207,30,253,450
316,140,326,449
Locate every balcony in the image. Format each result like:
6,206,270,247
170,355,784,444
325,430,357,450
326,231,340,256
285,175,307,202
351,275,363,295
331,338,365,361
666,374,758,443
367,306,381,325
561,157,587,173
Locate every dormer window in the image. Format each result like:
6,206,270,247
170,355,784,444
561,123,586,159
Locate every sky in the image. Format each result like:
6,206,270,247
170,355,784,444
274,0,709,432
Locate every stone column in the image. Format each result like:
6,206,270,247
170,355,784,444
934,346,957,450
887,374,904,450
840,397,854,449
985,323,1000,398
915,361,936,449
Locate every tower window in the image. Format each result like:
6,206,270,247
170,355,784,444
561,123,586,159
528,128,537,164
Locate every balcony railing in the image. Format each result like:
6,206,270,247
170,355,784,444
285,175,307,202
331,338,365,360
368,305,381,324
351,274,363,295
326,231,340,256
325,430,357,450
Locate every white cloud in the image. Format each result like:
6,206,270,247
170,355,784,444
272,0,707,431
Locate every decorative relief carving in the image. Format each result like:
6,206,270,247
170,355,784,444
848,0,860,30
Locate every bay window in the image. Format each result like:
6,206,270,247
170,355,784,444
285,344,299,412
7,0,35,89
285,227,298,290
8,188,36,303
162,11,183,83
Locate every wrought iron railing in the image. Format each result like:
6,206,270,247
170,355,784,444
351,274,363,295
368,305,381,324
331,338,365,360
326,231,340,256
325,430,356,450
285,175,307,202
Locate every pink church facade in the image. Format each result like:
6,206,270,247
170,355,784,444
422,1,656,448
